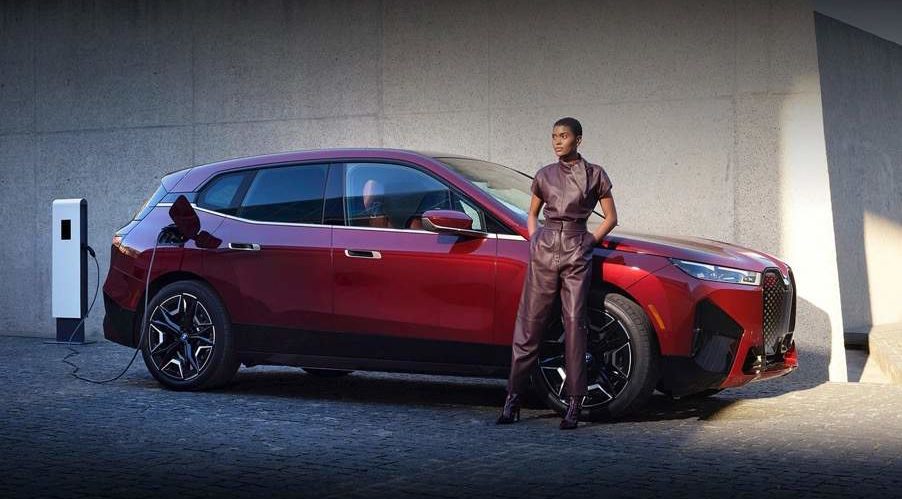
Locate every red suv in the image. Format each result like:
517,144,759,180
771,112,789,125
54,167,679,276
103,148,797,420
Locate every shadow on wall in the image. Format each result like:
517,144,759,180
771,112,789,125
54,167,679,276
815,13,902,333
773,59,847,380
787,297,831,388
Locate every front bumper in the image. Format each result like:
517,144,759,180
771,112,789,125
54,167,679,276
743,341,798,383
721,267,798,388
633,263,798,396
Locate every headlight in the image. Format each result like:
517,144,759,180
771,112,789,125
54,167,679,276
670,258,761,286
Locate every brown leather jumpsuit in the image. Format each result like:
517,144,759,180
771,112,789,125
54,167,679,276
506,153,613,398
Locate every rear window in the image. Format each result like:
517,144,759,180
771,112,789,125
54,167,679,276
197,171,251,216
133,184,167,221
238,164,328,223
131,168,194,221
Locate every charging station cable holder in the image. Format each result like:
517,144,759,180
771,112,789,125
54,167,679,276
48,198,94,345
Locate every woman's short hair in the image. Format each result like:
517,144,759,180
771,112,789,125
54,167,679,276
553,117,582,137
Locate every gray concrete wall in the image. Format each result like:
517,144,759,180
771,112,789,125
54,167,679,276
815,13,902,331
0,0,845,382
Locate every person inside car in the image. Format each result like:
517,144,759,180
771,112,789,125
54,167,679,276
361,178,392,228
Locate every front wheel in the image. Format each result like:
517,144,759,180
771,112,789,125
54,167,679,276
532,292,660,421
140,280,239,390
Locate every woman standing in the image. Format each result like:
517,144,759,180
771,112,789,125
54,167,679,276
496,117,618,429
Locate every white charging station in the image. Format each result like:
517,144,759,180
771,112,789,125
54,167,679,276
51,199,89,343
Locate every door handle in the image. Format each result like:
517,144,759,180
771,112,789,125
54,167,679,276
344,248,382,259
228,242,261,251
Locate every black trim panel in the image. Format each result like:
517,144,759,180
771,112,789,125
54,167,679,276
233,323,511,377
322,163,345,225
657,356,729,397
239,352,509,378
103,292,137,348
658,300,740,396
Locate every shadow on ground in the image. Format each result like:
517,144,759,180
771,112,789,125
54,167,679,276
205,359,822,424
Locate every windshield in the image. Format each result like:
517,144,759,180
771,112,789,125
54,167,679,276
434,156,605,228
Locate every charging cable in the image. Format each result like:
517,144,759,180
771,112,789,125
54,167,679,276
61,235,160,384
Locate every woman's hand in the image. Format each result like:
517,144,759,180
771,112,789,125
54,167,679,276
589,193,618,243
527,193,544,238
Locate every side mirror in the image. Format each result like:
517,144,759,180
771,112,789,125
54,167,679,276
421,209,488,239
167,195,222,249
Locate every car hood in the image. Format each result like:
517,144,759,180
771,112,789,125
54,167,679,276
603,230,790,274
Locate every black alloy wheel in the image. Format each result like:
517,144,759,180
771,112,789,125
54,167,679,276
140,280,239,390
533,292,660,421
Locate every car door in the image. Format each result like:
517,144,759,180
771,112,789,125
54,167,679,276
331,161,500,365
201,163,334,353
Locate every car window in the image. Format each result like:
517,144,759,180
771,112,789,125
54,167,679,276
238,164,328,223
133,183,168,221
435,156,606,228
197,171,250,216
344,162,454,230
455,195,484,231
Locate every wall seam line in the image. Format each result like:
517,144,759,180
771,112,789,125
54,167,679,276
190,0,196,166
31,0,39,332
378,0,385,148
731,0,739,243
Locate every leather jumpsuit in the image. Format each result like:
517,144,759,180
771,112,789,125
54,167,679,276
506,154,613,398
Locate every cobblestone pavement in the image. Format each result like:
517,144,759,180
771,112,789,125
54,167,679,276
2,335,901,498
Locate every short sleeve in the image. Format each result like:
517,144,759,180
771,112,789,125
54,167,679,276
595,167,613,199
530,172,543,199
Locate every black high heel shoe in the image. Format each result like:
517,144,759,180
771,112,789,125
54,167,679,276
559,395,583,430
495,392,522,424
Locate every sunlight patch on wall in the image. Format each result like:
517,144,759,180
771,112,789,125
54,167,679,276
863,211,902,326
777,75,847,382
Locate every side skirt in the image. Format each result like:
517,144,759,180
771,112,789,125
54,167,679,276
233,323,511,379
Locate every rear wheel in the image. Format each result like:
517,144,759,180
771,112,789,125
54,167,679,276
532,292,660,421
140,280,239,390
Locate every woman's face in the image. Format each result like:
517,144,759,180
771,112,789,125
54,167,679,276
551,125,581,159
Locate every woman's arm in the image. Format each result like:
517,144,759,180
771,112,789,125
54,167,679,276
527,194,544,238
590,193,618,244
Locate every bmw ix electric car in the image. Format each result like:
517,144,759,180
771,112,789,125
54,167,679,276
103,148,797,420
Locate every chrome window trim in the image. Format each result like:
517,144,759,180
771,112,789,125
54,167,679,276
169,155,524,235
153,202,524,240
334,224,497,238
157,202,328,229
192,158,334,198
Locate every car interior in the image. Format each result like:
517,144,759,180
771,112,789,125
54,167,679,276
347,166,454,230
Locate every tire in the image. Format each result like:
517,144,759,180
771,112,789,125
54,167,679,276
302,368,354,378
530,291,660,421
140,280,239,391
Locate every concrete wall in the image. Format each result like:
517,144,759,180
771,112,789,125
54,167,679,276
815,13,902,331
0,0,845,382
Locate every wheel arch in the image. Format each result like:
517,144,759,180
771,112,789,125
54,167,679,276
591,282,664,391
589,281,662,355
130,271,225,346
533,281,663,420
